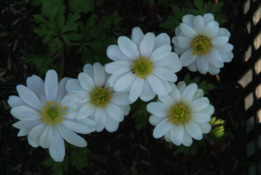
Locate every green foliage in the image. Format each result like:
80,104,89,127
43,145,89,174
183,73,215,95
170,140,206,157
20,55,58,76
68,0,94,13
208,116,226,142
131,100,150,131
34,0,81,54
160,0,227,33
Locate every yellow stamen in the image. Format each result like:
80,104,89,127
41,101,67,125
91,87,112,107
190,35,211,56
132,58,153,79
167,102,190,125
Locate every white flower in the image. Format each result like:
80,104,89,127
146,81,214,146
172,13,234,75
8,70,95,162
66,62,131,132
105,27,182,102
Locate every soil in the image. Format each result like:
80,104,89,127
0,0,250,175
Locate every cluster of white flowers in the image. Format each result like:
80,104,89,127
8,13,233,162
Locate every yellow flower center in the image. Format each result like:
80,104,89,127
41,101,67,125
167,103,190,125
91,87,112,107
190,35,211,55
132,58,153,79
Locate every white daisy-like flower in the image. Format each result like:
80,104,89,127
8,70,95,162
146,81,214,146
172,13,234,75
105,27,182,102
66,62,131,132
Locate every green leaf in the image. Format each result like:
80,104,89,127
43,154,69,175
172,139,206,157
131,100,150,130
30,0,42,6
68,0,94,13
62,12,81,33
70,147,89,170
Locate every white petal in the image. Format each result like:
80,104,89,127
131,27,144,47
139,80,156,102
154,33,170,49
190,97,210,112
203,13,214,24
149,45,171,62
95,108,107,132
198,105,215,116
40,124,53,148
83,64,94,77
164,131,171,142
181,83,198,102
61,93,78,107
105,61,132,74
153,67,177,82
196,55,208,74
55,78,68,103
197,122,212,134
78,72,95,92
212,36,229,46
182,14,194,27
153,118,172,138
185,120,202,140
107,74,124,87
13,119,42,136
153,53,182,73
45,70,58,102
191,113,211,123
177,81,186,94
182,128,193,146
114,72,136,92
106,45,129,61
106,103,124,122
140,32,155,58
77,103,96,119
215,43,233,53
219,52,234,63
11,106,41,120
194,15,204,33
147,74,166,96
49,126,65,162
203,21,219,38
62,120,92,134
172,36,191,49
208,64,220,75
180,23,197,38
170,124,184,146
77,118,96,130
27,75,46,105
66,79,82,91
174,45,187,55
104,116,119,132
217,28,231,37
180,49,197,66
17,85,42,110
149,115,164,126
93,62,105,87
68,90,89,102
8,95,27,108
111,93,131,105
206,50,224,68
129,78,144,102
57,123,87,147
119,105,130,115
169,84,181,102
187,61,197,72
146,102,168,117
118,36,139,59
192,89,204,100
158,94,174,106
28,123,46,147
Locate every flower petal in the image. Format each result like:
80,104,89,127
61,93,78,107
170,124,184,146
197,122,212,134
106,45,129,61
182,14,194,27
181,83,198,102
114,72,136,92
57,123,87,147
147,74,166,96
118,36,139,59
182,128,193,146
203,21,219,38
149,115,164,126
106,103,124,122
62,120,92,134
104,116,119,132
77,103,96,119
215,43,233,53
11,106,41,120
83,64,94,77
206,50,224,68
131,27,144,47
49,126,65,162
140,32,155,58
196,55,208,74
190,97,210,112
194,15,204,33
129,77,144,102
105,61,132,74
17,85,42,110
191,113,211,122
40,124,53,148
93,62,105,87
208,64,220,75
27,75,46,105
153,67,177,82
147,102,168,117
203,13,214,24
180,49,197,66
180,23,197,38
149,45,171,62
13,119,42,136
219,52,234,63
95,108,107,132
169,84,181,103
66,79,82,91
28,123,46,147
139,80,156,102
192,89,204,100
212,36,229,46
198,104,215,116
45,70,58,102
172,36,191,49
111,93,131,105
154,33,170,49
185,120,202,140
78,72,95,92
8,95,27,108
153,118,171,138
55,78,69,103
158,94,174,106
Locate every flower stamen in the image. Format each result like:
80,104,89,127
41,101,67,125
91,87,112,107
132,58,153,79
190,35,211,56
167,103,190,125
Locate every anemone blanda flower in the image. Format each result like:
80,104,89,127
105,27,182,102
146,81,214,146
66,62,131,132
8,70,95,162
172,13,234,75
